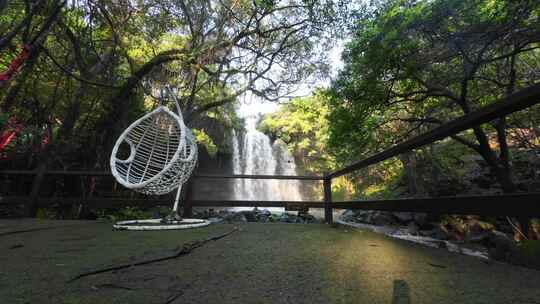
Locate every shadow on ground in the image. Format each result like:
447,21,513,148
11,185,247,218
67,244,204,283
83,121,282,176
392,280,410,304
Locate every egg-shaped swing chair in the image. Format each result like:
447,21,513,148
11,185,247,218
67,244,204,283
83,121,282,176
110,90,209,230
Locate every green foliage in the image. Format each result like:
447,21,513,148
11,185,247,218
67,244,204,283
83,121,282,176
326,0,540,195
260,1,540,200
330,0,540,159
1,0,338,170
0,112,8,126
97,206,154,222
35,208,58,220
193,129,218,158
359,159,404,199
258,91,406,200
259,91,337,174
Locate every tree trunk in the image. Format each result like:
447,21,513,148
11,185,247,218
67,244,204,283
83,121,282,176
400,151,419,196
471,126,517,193
1,0,65,111
26,157,47,217
428,145,441,188
456,78,517,194
1,50,40,112
0,0,7,13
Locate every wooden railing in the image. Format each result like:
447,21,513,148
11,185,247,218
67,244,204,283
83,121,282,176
2,84,540,230
0,170,324,218
319,83,540,232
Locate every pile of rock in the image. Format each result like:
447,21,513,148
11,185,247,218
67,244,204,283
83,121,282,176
338,210,531,265
340,210,433,234
191,208,321,224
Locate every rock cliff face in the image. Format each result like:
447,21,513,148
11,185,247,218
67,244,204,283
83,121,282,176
189,116,235,201
192,145,236,201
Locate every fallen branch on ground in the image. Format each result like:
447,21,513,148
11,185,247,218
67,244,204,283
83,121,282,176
91,283,136,291
164,291,184,304
428,263,446,268
68,227,240,283
9,243,24,249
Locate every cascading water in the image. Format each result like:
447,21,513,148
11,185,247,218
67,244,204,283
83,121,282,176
231,116,303,203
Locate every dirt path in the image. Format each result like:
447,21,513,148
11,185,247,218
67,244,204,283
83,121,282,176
0,220,539,304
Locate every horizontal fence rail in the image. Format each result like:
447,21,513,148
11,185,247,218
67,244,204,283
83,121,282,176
0,171,323,217
0,196,174,208
190,200,322,207
1,172,539,222
194,174,323,180
0,197,317,209
332,193,540,217
0,170,112,176
2,192,539,217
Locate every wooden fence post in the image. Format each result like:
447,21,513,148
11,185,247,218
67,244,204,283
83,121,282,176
324,176,333,225
26,165,46,217
182,179,194,218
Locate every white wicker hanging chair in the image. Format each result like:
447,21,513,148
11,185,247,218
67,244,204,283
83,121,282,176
110,95,209,230
110,106,197,195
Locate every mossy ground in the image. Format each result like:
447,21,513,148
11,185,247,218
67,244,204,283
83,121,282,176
1,219,539,304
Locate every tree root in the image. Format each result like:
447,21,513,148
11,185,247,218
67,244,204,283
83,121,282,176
428,263,446,268
91,283,136,291
9,243,24,249
68,227,240,283
164,291,184,304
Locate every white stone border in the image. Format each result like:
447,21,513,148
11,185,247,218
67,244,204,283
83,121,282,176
113,218,210,231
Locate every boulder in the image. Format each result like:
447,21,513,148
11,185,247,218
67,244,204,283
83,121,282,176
369,211,396,226
278,213,291,222
419,227,449,240
269,213,281,222
241,211,257,222
341,210,356,221
299,213,316,223
208,217,224,223
224,212,247,223
257,209,271,216
393,212,414,223
257,214,270,223
284,214,298,223
349,210,372,223
468,232,491,243
406,222,419,236
412,213,429,227
493,218,514,234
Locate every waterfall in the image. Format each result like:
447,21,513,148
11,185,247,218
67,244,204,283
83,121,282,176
231,116,303,203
